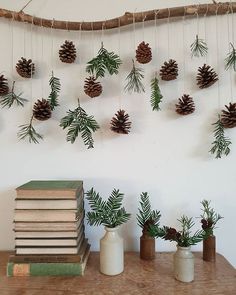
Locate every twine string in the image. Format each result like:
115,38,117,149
183,7,186,92
154,10,160,73
50,18,54,71
167,8,170,60
79,22,83,64
230,0,235,45
204,4,209,64
41,18,44,98
30,15,34,106
23,13,26,57
11,12,15,76
227,8,233,102
142,13,146,41
133,10,136,53
118,17,121,109
215,5,221,111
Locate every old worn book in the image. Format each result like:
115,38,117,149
9,239,88,263
14,209,83,222
16,180,83,199
15,231,79,239
7,244,90,276
14,221,84,232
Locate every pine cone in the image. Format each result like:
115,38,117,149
84,76,102,98
59,40,76,63
160,59,178,81
110,109,131,134
0,74,9,96
221,102,236,128
196,64,218,89
33,99,52,121
136,41,152,64
16,57,35,78
176,94,195,115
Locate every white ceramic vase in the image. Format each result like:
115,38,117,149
174,245,194,283
100,226,124,276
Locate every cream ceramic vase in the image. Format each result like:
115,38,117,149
174,246,194,283
100,226,124,276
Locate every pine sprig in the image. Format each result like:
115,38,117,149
17,115,43,144
150,76,163,111
209,115,231,159
0,81,27,108
48,71,61,110
200,199,223,236
137,192,161,229
86,42,122,78
225,43,236,71
60,100,100,149
124,60,145,93
190,35,208,58
86,188,131,228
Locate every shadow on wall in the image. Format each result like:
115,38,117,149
0,189,15,250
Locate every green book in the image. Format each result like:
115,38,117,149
7,244,90,276
16,180,83,191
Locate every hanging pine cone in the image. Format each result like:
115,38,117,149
59,40,76,63
221,102,236,128
176,94,195,115
196,64,218,89
160,59,178,81
0,74,9,96
84,76,102,98
33,99,52,121
110,109,131,134
16,57,35,78
136,41,152,64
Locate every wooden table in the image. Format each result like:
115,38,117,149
0,251,235,295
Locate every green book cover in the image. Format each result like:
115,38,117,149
16,180,83,191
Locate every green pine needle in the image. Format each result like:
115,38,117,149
209,115,231,159
190,35,208,58
137,192,161,229
0,81,27,108
17,116,43,144
60,101,100,149
86,188,131,228
225,43,236,71
150,76,163,111
124,60,145,93
86,42,122,78
48,71,61,110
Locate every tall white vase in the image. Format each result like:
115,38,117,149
174,246,194,283
100,226,124,276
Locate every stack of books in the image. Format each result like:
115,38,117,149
7,180,90,276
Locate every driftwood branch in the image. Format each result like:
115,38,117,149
0,2,235,31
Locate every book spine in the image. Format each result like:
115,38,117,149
7,262,83,276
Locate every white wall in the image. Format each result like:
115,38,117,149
0,0,236,267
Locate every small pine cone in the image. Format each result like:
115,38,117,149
160,59,178,81
196,64,218,89
0,74,9,96
176,94,195,115
136,41,152,64
59,40,76,63
84,76,102,98
221,102,236,128
33,99,52,121
16,57,35,78
110,109,131,134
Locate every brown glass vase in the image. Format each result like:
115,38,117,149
140,230,155,260
203,235,216,262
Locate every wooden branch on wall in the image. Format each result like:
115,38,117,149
0,2,236,31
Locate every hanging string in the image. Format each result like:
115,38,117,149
79,22,83,65
182,7,186,92
142,13,146,41
118,17,121,109
23,13,26,57
50,19,54,71
41,18,44,99
196,4,200,36
167,8,170,60
204,4,209,64
101,21,105,44
215,5,221,111
133,10,136,53
20,0,33,13
227,7,233,102
154,10,160,75
11,12,15,76
230,0,235,45
30,16,34,107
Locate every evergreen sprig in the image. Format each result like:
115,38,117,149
150,76,163,111
0,81,27,108
48,71,61,110
225,43,236,71
209,115,231,159
60,100,100,149
86,188,131,228
124,60,145,93
17,115,43,144
190,35,208,58
137,192,161,229
200,200,223,236
86,42,122,78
